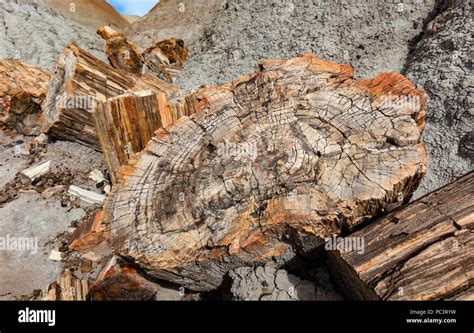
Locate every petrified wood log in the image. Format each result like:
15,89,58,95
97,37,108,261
97,26,189,83
143,38,189,83
0,59,51,135
97,26,144,75
41,44,178,150
104,53,427,291
93,92,198,183
328,171,474,300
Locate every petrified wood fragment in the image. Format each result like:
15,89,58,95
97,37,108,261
105,53,427,291
93,92,198,183
0,59,51,135
96,26,189,83
69,210,109,253
97,25,144,75
41,44,178,150
89,256,166,301
143,38,189,83
42,269,89,301
328,171,474,300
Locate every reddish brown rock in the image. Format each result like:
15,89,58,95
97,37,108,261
89,256,182,301
69,211,109,253
0,59,51,135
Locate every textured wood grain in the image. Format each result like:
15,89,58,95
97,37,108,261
41,44,178,150
0,59,51,135
42,268,89,301
93,91,198,183
104,53,427,291
143,38,189,83
328,171,474,300
97,25,189,83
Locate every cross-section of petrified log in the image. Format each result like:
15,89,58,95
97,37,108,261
97,26,144,75
41,44,179,150
93,92,198,183
143,38,189,83
105,53,427,291
0,59,51,135
328,171,474,300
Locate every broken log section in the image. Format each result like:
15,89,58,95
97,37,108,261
68,185,105,205
0,59,51,135
96,25,144,75
21,160,51,181
328,171,474,300
97,26,189,83
41,44,179,150
103,53,427,291
93,91,199,183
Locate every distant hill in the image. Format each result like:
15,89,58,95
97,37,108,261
0,0,105,69
128,0,223,47
42,0,129,30
124,15,141,24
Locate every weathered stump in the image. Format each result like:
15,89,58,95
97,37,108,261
104,53,427,291
93,92,198,183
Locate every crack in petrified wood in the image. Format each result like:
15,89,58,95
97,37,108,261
105,53,427,291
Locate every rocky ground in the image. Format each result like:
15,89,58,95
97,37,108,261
403,0,473,196
175,0,436,88
0,128,106,299
229,264,343,301
0,0,106,69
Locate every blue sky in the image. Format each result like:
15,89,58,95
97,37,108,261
106,0,160,16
